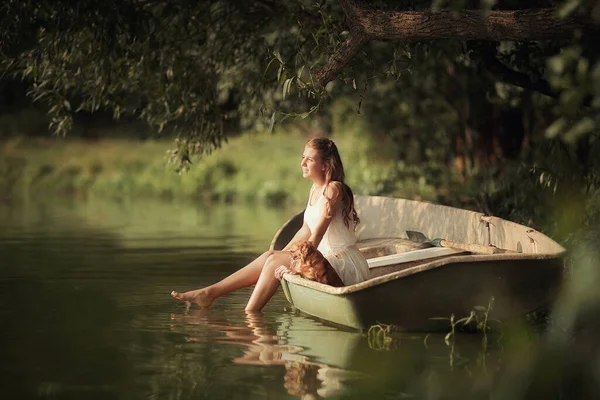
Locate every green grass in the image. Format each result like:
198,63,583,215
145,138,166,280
0,119,447,208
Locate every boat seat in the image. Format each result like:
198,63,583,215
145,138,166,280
357,237,428,259
357,237,465,269
366,246,466,269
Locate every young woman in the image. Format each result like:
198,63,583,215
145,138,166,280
171,137,369,311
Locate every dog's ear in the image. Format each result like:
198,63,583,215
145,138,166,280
312,266,326,283
300,241,315,264
294,259,309,278
303,267,317,281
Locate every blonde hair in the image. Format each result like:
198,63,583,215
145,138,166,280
306,137,360,229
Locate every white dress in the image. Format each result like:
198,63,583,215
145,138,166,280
303,185,369,286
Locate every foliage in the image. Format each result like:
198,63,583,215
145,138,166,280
367,324,394,350
0,132,311,206
1,1,600,157
2,0,600,249
0,125,454,209
0,0,328,160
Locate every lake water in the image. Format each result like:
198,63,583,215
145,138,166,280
1,198,597,399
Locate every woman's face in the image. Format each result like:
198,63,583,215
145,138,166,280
300,146,325,180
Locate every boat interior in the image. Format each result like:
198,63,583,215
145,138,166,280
272,195,566,288
351,195,565,280
357,237,468,279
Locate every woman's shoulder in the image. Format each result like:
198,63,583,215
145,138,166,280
323,181,344,202
325,180,342,192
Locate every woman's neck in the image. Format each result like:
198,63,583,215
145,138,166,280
312,176,327,190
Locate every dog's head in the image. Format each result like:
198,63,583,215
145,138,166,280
288,241,343,286
289,241,324,273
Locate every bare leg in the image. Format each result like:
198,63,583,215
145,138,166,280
245,252,292,312
171,250,289,307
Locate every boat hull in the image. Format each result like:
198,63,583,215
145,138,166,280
281,257,563,330
272,195,565,331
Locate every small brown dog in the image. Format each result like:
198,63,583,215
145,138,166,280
287,241,345,287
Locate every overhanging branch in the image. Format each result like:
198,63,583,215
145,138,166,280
475,50,556,98
470,43,595,105
314,32,369,88
312,0,600,88
342,2,597,41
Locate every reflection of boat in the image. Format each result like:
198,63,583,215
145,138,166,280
271,195,566,330
170,309,362,397
170,309,510,398
275,313,363,369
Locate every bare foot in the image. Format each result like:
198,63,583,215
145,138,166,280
171,288,214,308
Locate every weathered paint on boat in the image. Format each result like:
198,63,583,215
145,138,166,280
271,195,566,331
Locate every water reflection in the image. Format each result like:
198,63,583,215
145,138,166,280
2,197,599,399
168,306,516,399
170,309,361,398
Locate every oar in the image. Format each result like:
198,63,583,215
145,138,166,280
406,230,516,255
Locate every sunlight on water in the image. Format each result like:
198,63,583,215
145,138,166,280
1,198,599,399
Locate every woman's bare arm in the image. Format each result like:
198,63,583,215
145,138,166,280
282,222,311,251
307,183,341,249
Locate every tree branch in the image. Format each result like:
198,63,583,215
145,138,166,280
471,44,595,105
476,51,557,98
314,31,369,88
312,0,600,88
342,1,598,41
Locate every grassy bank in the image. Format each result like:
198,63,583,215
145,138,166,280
3,125,597,242
0,133,295,205
2,129,439,207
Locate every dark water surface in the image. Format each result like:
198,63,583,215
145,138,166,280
1,198,594,399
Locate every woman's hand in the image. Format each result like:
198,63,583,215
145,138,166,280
275,265,292,281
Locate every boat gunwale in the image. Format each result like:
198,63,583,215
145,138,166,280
281,249,566,295
272,195,566,296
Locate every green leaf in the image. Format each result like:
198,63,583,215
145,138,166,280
548,55,565,75
545,118,566,138
557,0,581,18
564,117,595,143
264,57,277,76
481,0,497,12
311,33,319,46
273,51,283,64
283,77,294,99
444,331,453,342
268,112,276,134
463,311,475,326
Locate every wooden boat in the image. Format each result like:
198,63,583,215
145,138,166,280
270,195,566,331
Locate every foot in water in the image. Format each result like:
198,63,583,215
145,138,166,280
171,288,214,308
